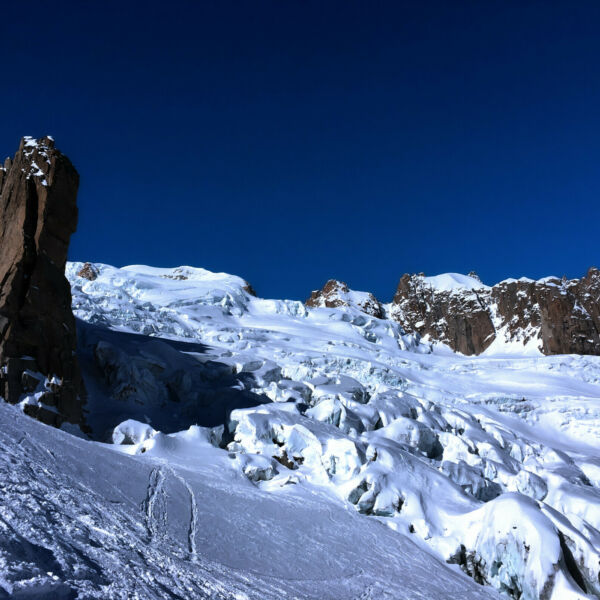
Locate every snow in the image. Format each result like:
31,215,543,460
112,418,157,445
498,276,563,286
0,402,498,599
18,137,51,183
2,261,599,599
22,136,38,148
423,272,490,291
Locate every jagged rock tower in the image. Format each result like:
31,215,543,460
0,136,86,428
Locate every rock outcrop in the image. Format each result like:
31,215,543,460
489,274,600,355
0,136,86,428
306,271,600,356
390,274,495,355
76,261,98,281
242,281,257,297
306,280,384,318
390,271,600,356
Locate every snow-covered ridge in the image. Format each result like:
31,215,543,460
423,272,581,289
423,272,491,292
67,261,422,353
53,261,600,599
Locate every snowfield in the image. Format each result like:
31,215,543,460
422,272,491,292
0,402,498,600
2,261,600,599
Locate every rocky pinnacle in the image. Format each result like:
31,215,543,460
0,136,86,428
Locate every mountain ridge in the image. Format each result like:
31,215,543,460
308,267,600,356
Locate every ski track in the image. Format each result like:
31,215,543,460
167,466,199,562
143,466,167,544
0,389,500,599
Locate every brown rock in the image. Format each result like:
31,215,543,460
0,158,9,193
487,276,600,355
390,274,495,355
306,280,349,309
77,262,99,281
306,279,384,318
242,281,257,297
0,136,86,428
575,267,600,336
390,271,600,356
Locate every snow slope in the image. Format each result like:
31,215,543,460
423,272,491,292
2,262,600,599
0,402,499,599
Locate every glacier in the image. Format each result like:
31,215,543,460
1,261,599,599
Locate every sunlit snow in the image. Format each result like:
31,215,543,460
1,261,598,599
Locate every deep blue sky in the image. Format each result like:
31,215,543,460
2,1,599,300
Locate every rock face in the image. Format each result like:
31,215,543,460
390,271,600,356
242,281,257,297
490,274,600,355
390,274,495,355
0,136,86,427
306,280,384,318
307,271,600,356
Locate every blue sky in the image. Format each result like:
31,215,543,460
1,1,599,300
